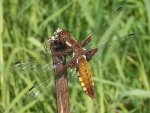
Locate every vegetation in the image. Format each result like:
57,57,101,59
0,0,150,113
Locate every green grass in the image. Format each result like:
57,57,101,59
1,0,150,113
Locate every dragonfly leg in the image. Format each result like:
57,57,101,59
65,58,77,68
81,35,93,47
84,48,98,61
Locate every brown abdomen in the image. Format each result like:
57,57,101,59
77,56,95,99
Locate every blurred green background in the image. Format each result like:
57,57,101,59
0,0,150,113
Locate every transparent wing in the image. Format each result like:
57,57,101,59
90,33,135,60
11,55,64,100
27,68,77,101
27,77,54,100
11,55,64,73
87,4,126,38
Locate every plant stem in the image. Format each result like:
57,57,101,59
50,41,70,113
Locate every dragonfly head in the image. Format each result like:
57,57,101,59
50,28,71,50
55,28,71,44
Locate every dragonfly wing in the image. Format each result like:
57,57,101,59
27,76,55,100
87,5,126,38
91,33,135,60
11,55,64,73
11,54,73,100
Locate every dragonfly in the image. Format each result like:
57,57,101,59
46,28,99,99
11,5,134,99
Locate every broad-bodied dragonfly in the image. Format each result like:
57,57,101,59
11,5,134,99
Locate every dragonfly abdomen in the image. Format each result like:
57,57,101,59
77,56,95,99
